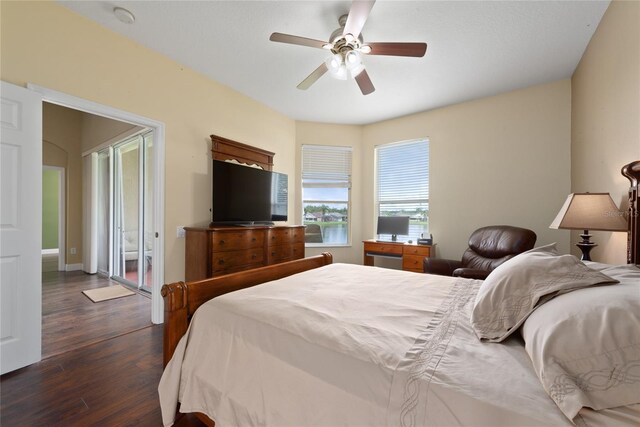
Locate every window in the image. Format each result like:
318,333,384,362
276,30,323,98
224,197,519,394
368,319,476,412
375,139,429,241
302,145,352,246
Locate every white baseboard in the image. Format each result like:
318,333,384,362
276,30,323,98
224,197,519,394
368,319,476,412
65,263,83,272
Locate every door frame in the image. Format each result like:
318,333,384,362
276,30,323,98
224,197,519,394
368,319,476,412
29,84,166,324
42,165,66,271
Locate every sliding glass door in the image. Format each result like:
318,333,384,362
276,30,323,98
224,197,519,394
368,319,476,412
101,131,153,292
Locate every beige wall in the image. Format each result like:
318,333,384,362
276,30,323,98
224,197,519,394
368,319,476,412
42,103,84,265
1,1,296,282
5,0,628,280
571,0,640,264
362,80,572,261
295,122,363,264
297,81,572,264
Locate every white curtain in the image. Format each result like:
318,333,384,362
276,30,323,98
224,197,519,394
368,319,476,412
82,153,99,274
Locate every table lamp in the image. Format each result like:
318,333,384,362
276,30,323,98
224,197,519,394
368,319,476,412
550,193,627,261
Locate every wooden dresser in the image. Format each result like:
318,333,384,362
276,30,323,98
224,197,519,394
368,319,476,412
363,240,434,273
185,225,305,281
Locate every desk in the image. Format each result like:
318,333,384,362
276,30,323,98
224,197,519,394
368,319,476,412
363,240,434,273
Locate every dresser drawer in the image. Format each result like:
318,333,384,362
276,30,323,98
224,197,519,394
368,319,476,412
290,227,305,244
363,242,403,255
211,230,264,252
267,228,291,246
290,243,305,261
267,245,292,264
402,254,426,272
403,245,431,257
211,249,264,273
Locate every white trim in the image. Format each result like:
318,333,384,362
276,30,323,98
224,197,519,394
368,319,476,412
81,126,144,157
137,133,145,289
30,84,166,324
41,248,59,255
65,263,84,272
108,146,114,279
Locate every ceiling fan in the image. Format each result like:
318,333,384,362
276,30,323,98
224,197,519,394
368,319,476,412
269,0,427,95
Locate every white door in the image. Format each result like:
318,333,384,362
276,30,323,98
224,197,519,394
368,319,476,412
0,81,42,374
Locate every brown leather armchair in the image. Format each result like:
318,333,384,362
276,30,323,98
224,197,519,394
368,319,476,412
423,225,537,280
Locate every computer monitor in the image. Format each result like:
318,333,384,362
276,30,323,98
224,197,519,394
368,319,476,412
376,216,410,241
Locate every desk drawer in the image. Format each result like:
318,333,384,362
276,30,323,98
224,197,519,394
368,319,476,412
364,242,403,255
403,254,426,272
403,245,431,257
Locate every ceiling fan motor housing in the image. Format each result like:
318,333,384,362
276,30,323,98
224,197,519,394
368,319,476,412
329,14,364,56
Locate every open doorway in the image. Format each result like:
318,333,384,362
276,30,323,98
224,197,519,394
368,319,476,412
31,83,166,326
32,85,165,360
42,166,64,272
40,101,160,358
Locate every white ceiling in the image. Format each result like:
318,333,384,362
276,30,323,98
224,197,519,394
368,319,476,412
58,1,610,125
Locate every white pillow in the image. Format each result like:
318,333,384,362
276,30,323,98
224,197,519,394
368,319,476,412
521,263,640,420
470,243,618,342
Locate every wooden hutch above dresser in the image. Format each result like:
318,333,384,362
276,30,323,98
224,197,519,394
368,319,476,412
184,134,304,281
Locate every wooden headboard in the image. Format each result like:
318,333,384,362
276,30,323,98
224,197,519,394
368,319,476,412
210,134,274,171
622,160,640,265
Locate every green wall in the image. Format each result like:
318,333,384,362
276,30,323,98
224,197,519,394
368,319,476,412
42,169,59,250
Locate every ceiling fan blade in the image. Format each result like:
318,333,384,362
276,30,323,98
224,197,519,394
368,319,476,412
355,69,375,95
343,0,376,39
297,63,329,90
366,42,427,57
269,32,327,49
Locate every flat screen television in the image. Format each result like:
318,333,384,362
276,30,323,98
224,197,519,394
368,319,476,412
376,216,410,241
212,160,288,225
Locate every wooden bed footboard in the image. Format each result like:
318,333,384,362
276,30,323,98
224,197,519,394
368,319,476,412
161,252,333,366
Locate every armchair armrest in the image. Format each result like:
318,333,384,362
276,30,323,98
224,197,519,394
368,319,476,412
452,268,490,280
423,258,462,276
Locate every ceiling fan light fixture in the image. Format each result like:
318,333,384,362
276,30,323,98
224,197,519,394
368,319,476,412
345,50,361,68
359,45,372,54
326,54,348,80
345,50,365,77
326,54,343,71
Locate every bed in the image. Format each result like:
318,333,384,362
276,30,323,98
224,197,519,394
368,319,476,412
159,161,640,426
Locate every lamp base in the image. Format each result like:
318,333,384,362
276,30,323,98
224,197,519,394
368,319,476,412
576,229,597,261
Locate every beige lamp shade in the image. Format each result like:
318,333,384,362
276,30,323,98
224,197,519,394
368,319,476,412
550,193,628,231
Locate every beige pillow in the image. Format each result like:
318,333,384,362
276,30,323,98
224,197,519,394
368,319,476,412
521,263,640,420
470,243,618,342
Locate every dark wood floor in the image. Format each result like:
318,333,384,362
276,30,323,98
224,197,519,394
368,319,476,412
42,271,153,358
1,271,204,426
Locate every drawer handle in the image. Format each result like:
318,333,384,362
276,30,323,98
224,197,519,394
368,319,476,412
219,240,225,245
252,254,257,259
271,252,276,256
218,259,224,265
252,237,256,242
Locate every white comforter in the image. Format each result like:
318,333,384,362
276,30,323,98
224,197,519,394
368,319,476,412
159,263,640,426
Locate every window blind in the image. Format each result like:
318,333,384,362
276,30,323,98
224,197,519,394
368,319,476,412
376,139,429,214
302,145,352,188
